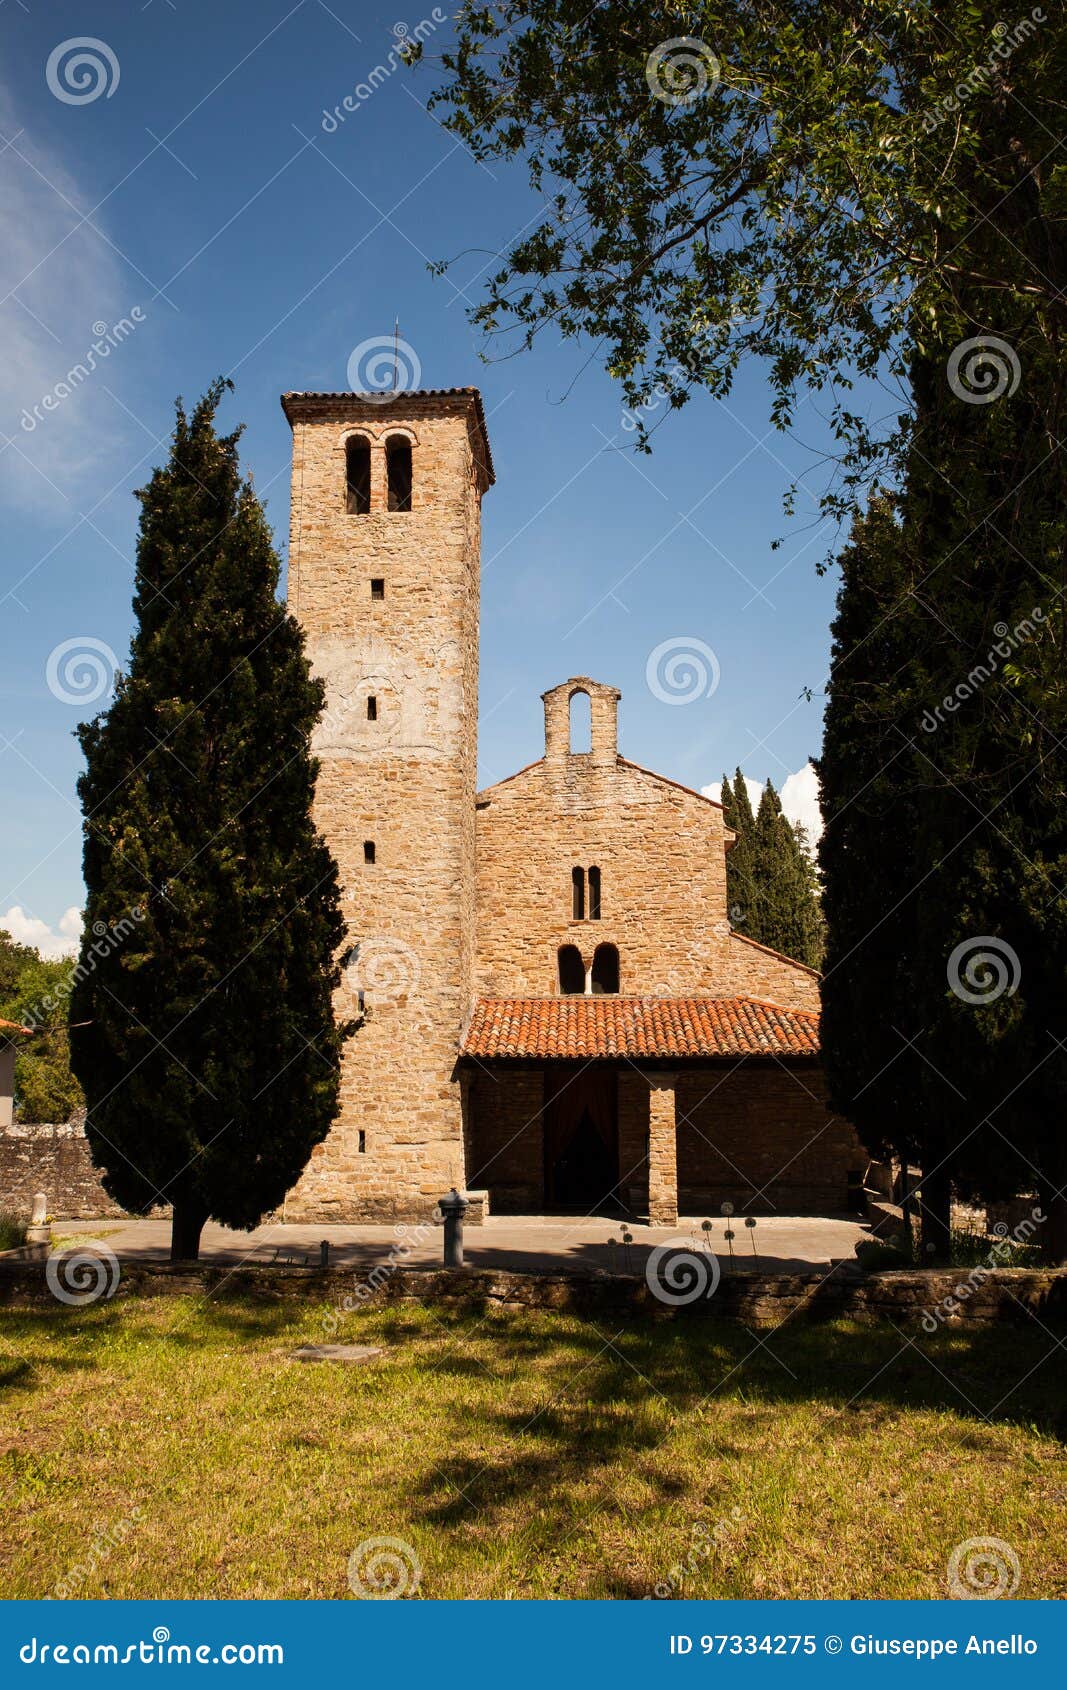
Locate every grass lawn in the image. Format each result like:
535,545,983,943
1,1292,1065,1600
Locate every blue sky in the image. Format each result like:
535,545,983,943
1,0,863,955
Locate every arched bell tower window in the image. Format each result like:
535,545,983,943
569,687,591,753
558,944,585,996
345,436,371,515
386,435,412,512
591,943,619,995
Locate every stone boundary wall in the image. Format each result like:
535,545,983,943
1,1261,1062,1328
0,1121,128,1220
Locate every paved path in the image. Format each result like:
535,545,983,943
52,1213,871,1275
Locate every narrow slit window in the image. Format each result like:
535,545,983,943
588,866,601,920
370,578,385,600
386,436,412,512
367,695,377,721
363,840,376,864
345,437,371,515
358,1129,366,1154
571,866,585,921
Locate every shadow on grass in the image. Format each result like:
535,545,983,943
394,1303,1067,1534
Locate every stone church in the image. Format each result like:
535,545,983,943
280,387,863,1226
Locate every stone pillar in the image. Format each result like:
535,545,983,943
646,1072,678,1227
589,687,618,768
368,441,388,513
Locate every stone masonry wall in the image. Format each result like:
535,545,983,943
0,1121,127,1220
677,1062,863,1215
474,749,734,998
473,679,819,1011
281,394,488,1222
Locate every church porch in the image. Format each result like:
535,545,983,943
459,997,866,1224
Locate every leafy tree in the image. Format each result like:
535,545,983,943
425,1,1062,510
70,382,354,1261
0,933,84,1123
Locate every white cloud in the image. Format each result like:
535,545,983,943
780,762,822,843
0,83,139,515
1,904,82,959
702,761,822,844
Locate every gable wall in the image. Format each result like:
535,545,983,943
474,757,734,997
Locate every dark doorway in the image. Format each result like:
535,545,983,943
543,1066,621,1213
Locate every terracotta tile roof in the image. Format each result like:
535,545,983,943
279,387,494,484
461,996,820,1061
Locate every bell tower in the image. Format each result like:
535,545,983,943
280,388,493,1220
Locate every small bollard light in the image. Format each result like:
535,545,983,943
439,1188,469,1268
320,1239,330,1270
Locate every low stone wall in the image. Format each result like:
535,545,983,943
0,1260,1062,1328
0,1120,128,1220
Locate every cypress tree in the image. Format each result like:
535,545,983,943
725,769,759,938
70,381,353,1261
817,495,929,1228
